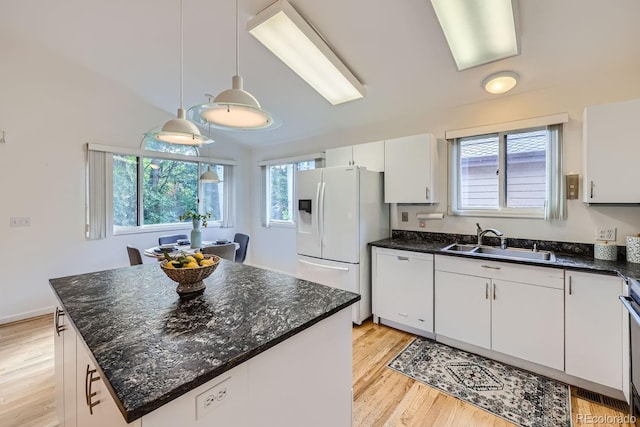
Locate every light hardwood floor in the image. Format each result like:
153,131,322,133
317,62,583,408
0,315,633,427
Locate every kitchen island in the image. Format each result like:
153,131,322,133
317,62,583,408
50,259,360,427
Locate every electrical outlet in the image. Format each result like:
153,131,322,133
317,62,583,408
401,212,408,222
595,227,616,241
9,217,31,227
196,376,232,420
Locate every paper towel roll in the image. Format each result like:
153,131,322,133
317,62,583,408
594,241,617,261
627,235,640,263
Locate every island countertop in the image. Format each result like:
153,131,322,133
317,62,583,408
49,260,360,423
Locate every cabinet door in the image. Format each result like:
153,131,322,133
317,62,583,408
54,308,77,427
325,146,353,167
76,338,135,427
384,133,438,203
375,249,433,333
565,271,623,389
54,309,65,426
491,280,564,370
435,271,490,348
583,98,640,203
353,140,384,172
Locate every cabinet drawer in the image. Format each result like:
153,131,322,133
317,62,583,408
376,247,433,262
435,255,564,289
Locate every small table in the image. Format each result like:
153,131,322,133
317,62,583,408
144,241,238,259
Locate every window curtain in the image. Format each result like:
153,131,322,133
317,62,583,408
260,166,270,228
545,124,566,220
222,165,235,228
86,149,108,239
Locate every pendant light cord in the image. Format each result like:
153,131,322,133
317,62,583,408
180,0,184,109
235,0,240,76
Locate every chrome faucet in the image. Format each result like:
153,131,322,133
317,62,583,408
476,223,507,248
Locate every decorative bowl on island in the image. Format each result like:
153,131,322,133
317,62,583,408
160,254,221,297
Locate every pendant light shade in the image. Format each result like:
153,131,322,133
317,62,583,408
145,0,213,145
199,164,220,183
189,0,274,131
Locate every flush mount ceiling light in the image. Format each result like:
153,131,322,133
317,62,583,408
483,71,519,94
146,0,213,145
247,0,366,105
431,0,520,71
189,0,273,131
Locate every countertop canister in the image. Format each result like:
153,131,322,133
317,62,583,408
626,235,640,263
594,241,618,261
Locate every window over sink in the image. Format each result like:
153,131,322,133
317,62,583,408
449,118,565,219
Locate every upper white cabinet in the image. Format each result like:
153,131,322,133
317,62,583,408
384,133,438,203
325,140,384,171
565,271,625,390
373,247,434,336
583,98,640,203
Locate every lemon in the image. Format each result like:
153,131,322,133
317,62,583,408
185,255,196,263
200,259,213,266
185,261,199,269
193,252,204,261
165,262,175,269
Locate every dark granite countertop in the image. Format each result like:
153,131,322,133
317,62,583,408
49,260,360,423
370,232,640,281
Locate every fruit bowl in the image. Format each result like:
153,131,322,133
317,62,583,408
160,254,221,296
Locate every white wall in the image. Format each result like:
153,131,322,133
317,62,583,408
250,70,640,275
0,33,252,323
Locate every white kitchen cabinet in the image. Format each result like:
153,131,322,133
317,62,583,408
492,279,564,370
435,270,491,348
373,248,433,335
565,271,625,390
384,133,438,203
434,255,564,370
325,140,384,171
583,98,640,203
76,337,139,427
54,307,77,427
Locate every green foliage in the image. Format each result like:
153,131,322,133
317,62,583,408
179,210,212,228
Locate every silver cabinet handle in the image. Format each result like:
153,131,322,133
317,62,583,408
485,283,489,300
397,256,410,261
85,365,101,414
493,285,496,300
481,265,501,270
425,187,430,200
397,312,409,317
590,181,594,199
54,307,65,336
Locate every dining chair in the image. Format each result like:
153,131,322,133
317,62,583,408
233,233,250,263
201,243,237,261
158,234,188,245
126,245,143,266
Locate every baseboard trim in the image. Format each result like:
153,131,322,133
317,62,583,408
0,306,54,326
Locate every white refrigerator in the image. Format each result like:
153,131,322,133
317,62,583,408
296,166,389,324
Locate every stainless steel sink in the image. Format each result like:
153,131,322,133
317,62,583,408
442,243,555,262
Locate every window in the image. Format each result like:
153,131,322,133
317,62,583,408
451,125,563,218
86,143,235,238
261,157,322,227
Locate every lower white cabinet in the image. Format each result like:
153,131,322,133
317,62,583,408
76,337,138,427
434,255,565,371
373,248,434,335
565,271,625,390
54,307,77,427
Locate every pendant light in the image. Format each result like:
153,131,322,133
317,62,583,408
189,0,274,130
146,0,213,145
200,125,220,182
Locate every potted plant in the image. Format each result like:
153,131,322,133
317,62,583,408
179,210,212,248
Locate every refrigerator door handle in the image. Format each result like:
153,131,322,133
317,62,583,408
297,258,350,271
315,182,322,238
319,182,326,244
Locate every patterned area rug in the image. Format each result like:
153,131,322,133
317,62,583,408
388,337,571,427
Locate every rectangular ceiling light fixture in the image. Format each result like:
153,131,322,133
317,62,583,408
431,0,520,71
247,0,366,105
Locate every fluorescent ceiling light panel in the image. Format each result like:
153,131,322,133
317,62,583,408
431,0,519,71
248,0,365,105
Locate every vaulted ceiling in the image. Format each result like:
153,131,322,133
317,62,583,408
3,0,640,146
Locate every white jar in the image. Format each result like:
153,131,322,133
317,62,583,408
626,235,640,263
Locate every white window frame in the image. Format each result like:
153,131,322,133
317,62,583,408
258,153,324,229
446,114,568,220
87,143,237,238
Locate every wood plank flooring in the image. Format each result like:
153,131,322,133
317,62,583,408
0,315,634,426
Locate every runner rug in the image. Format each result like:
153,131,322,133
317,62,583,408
387,337,571,427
